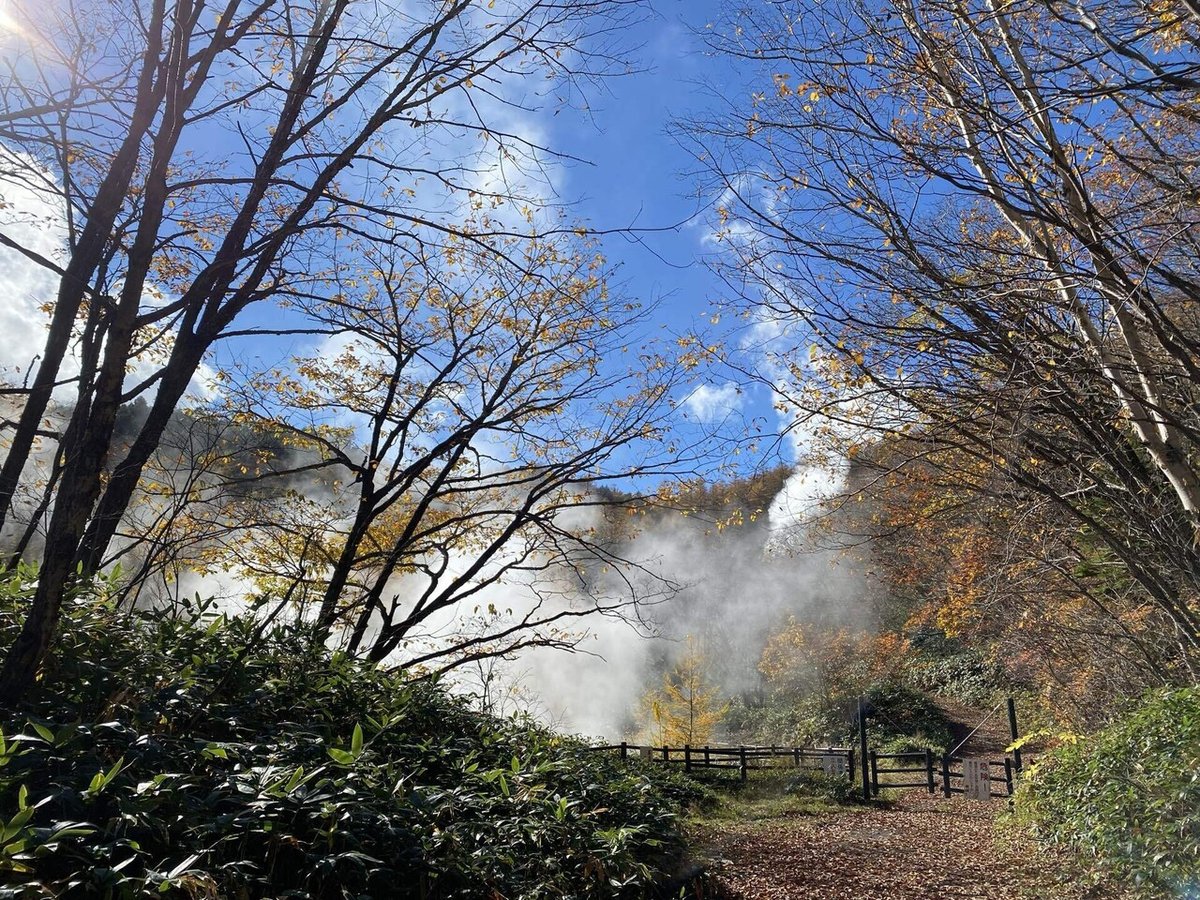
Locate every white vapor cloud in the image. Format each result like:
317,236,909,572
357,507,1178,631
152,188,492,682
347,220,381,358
681,381,743,423
0,154,69,386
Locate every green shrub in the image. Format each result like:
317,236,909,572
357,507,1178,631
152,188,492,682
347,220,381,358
1014,686,1200,898
725,680,954,755
0,567,704,898
903,652,1002,707
902,632,1009,707
721,693,844,747
861,682,955,752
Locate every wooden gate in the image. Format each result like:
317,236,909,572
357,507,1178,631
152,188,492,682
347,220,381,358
865,750,1016,799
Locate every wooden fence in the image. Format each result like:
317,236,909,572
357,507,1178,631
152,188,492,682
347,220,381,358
937,754,1016,799
855,750,1016,798
587,742,1019,799
869,750,937,792
585,742,855,782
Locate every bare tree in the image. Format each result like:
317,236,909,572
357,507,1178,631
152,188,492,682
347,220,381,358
211,232,703,671
0,0,649,699
688,0,1200,668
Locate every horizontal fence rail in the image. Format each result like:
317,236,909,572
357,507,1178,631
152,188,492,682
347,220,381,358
868,749,937,793
588,741,1022,799
938,755,1016,800
869,750,1018,799
584,743,856,782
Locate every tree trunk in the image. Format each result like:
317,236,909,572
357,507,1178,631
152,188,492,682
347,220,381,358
315,492,375,635
0,0,167,535
73,336,206,577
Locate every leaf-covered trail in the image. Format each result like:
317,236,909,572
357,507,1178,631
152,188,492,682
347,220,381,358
699,792,1123,900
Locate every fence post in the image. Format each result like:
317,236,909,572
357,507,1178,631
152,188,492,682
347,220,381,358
794,747,800,767
704,746,711,767
925,748,935,794
1007,698,1023,774
661,745,668,763
620,741,627,761
739,746,748,783
869,750,879,796
854,696,873,801
1004,757,1014,796
684,744,692,773
858,696,871,801
941,754,952,798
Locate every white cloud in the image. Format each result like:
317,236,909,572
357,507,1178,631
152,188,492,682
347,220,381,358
0,155,69,385
681,381,742,423
0,148,217,402
696,175,779,252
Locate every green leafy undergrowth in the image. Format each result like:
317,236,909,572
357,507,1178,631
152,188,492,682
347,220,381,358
724,680,954,754
860,682,955,753
901,631,1009,709
1014,686,1200,898
0,568,705,898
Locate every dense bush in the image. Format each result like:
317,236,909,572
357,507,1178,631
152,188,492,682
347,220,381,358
724,680,954,754
902,652,1002,709
1015,686,1200,898
861,683,955,753
0,567,705,898
721,693,844,748
899,630,1012,709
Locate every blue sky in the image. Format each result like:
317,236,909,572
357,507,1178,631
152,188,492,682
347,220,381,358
0,0,787,472
204,0,783,465
544,0,779,447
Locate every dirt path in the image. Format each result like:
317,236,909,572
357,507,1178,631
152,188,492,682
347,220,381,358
698,792,1123,900
930,697,1017,757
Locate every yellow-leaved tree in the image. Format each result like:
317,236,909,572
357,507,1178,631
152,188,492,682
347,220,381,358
692,0,1200,705
641,636,729,746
